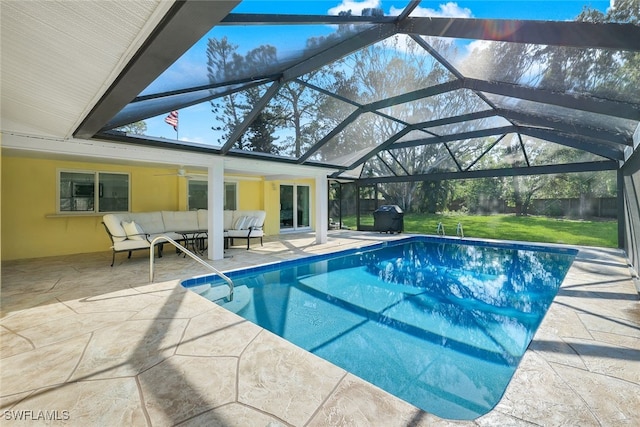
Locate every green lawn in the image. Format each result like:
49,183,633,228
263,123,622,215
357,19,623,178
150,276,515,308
341,213,617,248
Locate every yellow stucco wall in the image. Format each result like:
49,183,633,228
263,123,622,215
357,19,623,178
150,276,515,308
0,156,185,260
237,180,264,211
1,156,317,260
264,180,281,234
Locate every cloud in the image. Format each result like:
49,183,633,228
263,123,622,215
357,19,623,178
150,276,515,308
390,2,473,18
328,0,382,16
453,40,492,76
465,40,491,55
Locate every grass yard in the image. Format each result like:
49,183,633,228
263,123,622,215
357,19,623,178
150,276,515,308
341,213,617,248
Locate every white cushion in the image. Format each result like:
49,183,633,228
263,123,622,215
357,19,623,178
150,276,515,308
223,210,234,230
245,216,258,229
242,216,253,229
161,211,199,232
233,216,249,230
112,239,151,251
226,210,266,231
227,228,263,238
129,212,165,234
123,220,146,241
197,209,208,230
242,216,254,229
103,214,127,242
242,210,266,227
226,229,249,238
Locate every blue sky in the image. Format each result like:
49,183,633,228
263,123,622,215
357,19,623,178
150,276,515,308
142,0,613,145
230,0,612,20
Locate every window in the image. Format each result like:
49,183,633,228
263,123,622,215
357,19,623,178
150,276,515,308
224,182,237,210
188,180,207,210
58,170,129,213
187,180,237,210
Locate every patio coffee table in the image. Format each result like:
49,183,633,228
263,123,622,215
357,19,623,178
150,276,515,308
176,230,207,256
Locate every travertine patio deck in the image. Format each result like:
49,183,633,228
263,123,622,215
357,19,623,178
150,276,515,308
1,231,639,426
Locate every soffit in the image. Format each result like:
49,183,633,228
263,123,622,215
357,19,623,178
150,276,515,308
0,0,172,138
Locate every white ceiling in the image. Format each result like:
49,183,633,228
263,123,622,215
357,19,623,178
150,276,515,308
0,0,173,138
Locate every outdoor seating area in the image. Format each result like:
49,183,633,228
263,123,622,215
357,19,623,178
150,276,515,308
223,210,266,250
103,209,266,266
1,231,638,425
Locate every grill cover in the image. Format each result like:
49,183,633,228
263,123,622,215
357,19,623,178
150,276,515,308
373,205,404,233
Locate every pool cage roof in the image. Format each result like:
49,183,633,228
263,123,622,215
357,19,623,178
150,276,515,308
76,0,640,183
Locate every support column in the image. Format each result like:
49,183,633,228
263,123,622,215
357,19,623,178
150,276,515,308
315,174,328,244
617,168,625,250
207,158,225,260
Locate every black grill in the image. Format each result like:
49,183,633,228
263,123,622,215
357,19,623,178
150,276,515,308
373,205,404,233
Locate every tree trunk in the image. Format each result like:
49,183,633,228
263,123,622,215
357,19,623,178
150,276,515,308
513,177,523,216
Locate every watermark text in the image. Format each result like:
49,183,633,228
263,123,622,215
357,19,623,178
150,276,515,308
3,410,70,421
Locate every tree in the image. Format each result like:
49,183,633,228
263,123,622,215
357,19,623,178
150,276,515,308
245,109,280,155
207,38,280,153
208,36,245,145
446,1,638,215
115,121,147,135
335,35,468,212
575,1,640,103
311,70,362,163
208,17,357,158
271,75,335,158
418,180,454,213
454,177,506,214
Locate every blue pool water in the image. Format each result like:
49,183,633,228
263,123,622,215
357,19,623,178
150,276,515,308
182,236,577,420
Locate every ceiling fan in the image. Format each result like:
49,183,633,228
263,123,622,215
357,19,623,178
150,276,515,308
154,168,207,179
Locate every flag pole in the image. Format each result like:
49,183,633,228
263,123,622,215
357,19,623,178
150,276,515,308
175,110,179,140
165,110,179,140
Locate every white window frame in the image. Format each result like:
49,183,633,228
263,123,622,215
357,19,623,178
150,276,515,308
57,169,130,214
280,182,312,232
187,178,238,211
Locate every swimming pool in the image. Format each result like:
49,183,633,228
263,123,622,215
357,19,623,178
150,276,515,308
182,236,577,420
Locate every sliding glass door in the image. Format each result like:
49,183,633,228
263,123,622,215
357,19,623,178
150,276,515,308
280,184,310,231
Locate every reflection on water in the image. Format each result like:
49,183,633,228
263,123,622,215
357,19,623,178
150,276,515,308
207,237,576,420
364,241,570,315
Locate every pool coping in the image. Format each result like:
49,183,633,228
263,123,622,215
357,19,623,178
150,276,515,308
180,234,583,420
182,234,579,288
2,232,638,426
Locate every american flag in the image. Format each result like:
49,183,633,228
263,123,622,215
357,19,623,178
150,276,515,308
164,110,178,131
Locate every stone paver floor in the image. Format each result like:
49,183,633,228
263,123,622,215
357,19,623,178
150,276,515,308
1,231,639,426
